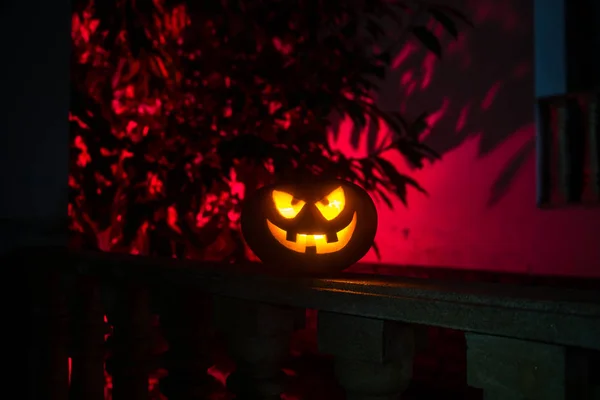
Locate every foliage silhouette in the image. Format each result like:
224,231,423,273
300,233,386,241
69,0,469,260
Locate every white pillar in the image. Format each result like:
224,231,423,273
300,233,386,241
0,0,71,252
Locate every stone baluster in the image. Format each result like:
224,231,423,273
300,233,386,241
110,284,152,400
466,333,600,400
318,312,415,400
214,296,295,400
69,277,106,400
160,289,215,399
29,269,70,400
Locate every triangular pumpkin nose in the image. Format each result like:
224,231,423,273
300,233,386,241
294,203,327,232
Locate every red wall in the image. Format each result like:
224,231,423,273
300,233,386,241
333,0,600,277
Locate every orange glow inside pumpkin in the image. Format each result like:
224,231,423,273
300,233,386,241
266,213,357,254
315,186,345,220
267,187,356,254
272,190,306,218
272,187,346,220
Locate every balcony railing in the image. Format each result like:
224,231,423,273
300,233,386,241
22,246,600,400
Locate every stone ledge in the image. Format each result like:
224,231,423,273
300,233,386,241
13,247,594,351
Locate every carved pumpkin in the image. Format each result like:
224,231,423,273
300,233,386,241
241,179,377,273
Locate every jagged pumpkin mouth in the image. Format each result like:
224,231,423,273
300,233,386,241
266,212,357,254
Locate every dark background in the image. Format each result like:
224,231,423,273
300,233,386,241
1,0,599,276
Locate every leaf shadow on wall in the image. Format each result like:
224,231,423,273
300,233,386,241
334,0,536,207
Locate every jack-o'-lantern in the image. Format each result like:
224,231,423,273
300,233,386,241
241,179,377,274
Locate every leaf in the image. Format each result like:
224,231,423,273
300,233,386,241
376,51,392,64
199,163,224,189
414,141,440,160
217,135,274,161
354,76,378,93
180,212,222,251
393,139,439,168
343,100,367,128
358,159,377,190
409,112,430,137
388,111,410,130
374,156,427,205
366,18,386,39
361,102,407,137
374,184,393,209
121,200,153,246
362,63,386,80
411,26,442,57
331,153,361,182
436,5,475,28
429,9,458,38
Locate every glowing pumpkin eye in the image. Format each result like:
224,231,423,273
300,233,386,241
315,186,345,221
272,190,306,219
